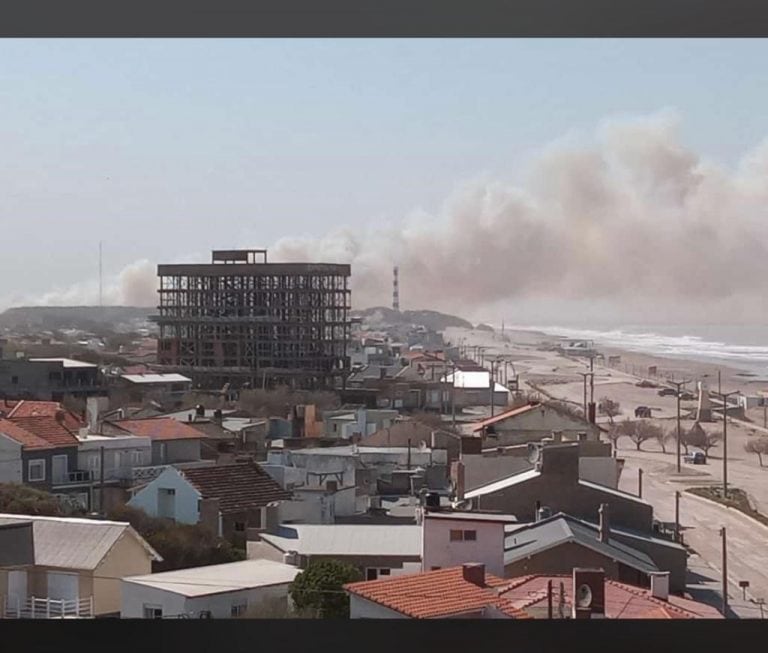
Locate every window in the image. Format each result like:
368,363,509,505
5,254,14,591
87,454,100,471
231,603,247,617
131,449,143,465
379,569,391,576
234,521,246,532
28,460,45,482
11,376,18,385
449,529,477,542
431,566,441,571
143,605,163,619
365,568,392,580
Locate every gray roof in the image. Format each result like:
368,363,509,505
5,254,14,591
0,514,161,570
503,514,658,573
260,524,422,557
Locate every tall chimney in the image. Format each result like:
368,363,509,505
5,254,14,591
649,572,670,601
598,503,610,543
462,563,485,587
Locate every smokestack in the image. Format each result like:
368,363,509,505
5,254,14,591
649,572,670,601
598,503,610,543
462,563,485,587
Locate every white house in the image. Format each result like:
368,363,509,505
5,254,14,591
121,559,300,618
420,511,515,578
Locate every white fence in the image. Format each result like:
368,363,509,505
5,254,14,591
3,596,94,619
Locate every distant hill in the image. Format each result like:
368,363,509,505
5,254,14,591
354,306,473,331
0,306,154,333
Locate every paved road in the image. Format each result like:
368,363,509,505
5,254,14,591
619,453,768,619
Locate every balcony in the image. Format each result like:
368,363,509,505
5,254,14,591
52,470,93,487
3,596,93,619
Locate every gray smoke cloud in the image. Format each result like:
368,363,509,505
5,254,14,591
22,111,768,324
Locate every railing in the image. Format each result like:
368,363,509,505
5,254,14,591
3,596,93,619
52,470,93,486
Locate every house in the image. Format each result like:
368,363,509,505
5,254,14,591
421,511,515,577
0,357,104,401
120,559,300,619
362,421,461,465
76,432,153,513
345,563,530,619
0,402,93,509
128,462,291,546
441,370,510,409
103,417,204,467
0,513,161,618
322,407,399,440
460,442,654,532
116,373,193,407
345,566,722,619
249,524,423,580
470,402,602,445
459,433,622,492
503,510,687,592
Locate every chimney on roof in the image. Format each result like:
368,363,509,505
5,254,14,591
598,503,610,543
451,460,465,502
551,430,563,444
462,563,485,587
577,432,588,442
649,571,670,601
572,568,606,619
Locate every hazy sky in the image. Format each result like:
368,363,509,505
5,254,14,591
3,39,768,322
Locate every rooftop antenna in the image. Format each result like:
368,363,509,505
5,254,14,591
392,265,400,312
99,240,103,308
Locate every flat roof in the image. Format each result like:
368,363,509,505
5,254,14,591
464,469,542,499
29,357,98,369
121,373,192,384
158,263,350,277
424,511,518,523
260,524,422,557
123,559,300,597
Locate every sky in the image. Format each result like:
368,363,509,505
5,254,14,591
3,39,768,325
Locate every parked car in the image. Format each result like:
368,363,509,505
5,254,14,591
635,406,652,418
680,392,696,401
683,452,706,464
658,388,678,397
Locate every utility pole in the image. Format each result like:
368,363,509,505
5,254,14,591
578,372,592,418
451,362,456,427
669,379,691,473
638,468,643,498
719,390,740,499
674,490,680,543
721,526,728,617
489,359,497,417
589,356,595,406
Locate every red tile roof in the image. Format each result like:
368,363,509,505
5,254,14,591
6,401,83,431
181,463,292,514
344,566,531,619
471,403,541,432
109,418,204,441
0,418,56,450
9,416,80,448
497,575,723,619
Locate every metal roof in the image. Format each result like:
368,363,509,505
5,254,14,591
464,469,542,499
121,373,192,384
0,514,161,570
443,370,509,392
123,559,300,597
503,514,658,573
29,358,98,369
260,524,422,557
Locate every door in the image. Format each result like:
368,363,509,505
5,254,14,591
157,488,176,520
52,455,68,485
7,570,27,609
47,572,79,600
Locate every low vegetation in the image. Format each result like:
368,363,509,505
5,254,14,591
686,486,768,528
289,559,362,619
0,483,84,517
108,504,245,572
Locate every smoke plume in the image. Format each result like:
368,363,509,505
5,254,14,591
22,111,768,323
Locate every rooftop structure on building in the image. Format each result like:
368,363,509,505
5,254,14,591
152,249,352,390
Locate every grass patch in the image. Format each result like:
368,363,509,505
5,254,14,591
686,486,768,528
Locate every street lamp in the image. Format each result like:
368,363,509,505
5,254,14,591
718,390,740,499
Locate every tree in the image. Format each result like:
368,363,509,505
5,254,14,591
598,397,621,425
682,422,720,462
0,483,80,516
745,437,768,467
289,559,363,619
625,420,663,451
606,426,622,453
656,428,674,454
108,504,245,572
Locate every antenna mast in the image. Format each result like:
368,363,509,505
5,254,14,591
99,241,103,308
392,265,400,312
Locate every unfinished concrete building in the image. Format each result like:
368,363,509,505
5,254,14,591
154,250,352,390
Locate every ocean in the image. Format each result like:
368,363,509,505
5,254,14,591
504,323,768,376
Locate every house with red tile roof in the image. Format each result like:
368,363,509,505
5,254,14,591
0,403,93,508
344,563,531,619
104,418,203,467
345,565,722,619
128,462,291,546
